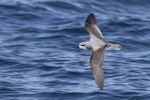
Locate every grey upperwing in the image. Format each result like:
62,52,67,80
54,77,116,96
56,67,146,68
90,48,104,90
85,14,104,41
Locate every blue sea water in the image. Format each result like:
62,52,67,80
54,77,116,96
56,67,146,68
0,0,150,100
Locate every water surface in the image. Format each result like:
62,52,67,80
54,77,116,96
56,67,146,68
0,0,150,100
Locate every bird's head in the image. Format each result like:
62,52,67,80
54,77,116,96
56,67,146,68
79,42,91,50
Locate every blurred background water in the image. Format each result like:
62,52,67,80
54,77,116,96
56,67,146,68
0,0,150,100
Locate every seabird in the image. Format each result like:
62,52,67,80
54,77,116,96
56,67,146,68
79,13,122,90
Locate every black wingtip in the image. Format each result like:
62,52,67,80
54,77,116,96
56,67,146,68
85,13,96,27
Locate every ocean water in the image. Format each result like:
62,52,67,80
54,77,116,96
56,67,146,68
0,0,150,100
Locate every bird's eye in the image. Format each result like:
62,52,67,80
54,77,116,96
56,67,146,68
81,44,85,46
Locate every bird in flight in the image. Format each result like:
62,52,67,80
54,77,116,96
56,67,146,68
79,13,122,90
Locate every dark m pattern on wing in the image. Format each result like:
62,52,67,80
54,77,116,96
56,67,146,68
85,14,103,39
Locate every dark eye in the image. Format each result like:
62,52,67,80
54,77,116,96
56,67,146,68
81,44,85,46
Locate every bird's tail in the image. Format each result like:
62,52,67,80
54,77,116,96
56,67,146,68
105,43,122,50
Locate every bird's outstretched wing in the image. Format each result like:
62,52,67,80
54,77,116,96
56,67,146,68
90,48,104,90
85,13,103,41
